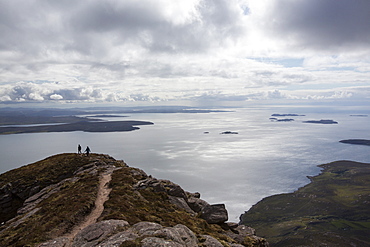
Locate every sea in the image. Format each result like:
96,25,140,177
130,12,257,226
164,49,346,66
1,105,370,221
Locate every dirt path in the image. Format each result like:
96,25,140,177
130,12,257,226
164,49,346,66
64,167,117,246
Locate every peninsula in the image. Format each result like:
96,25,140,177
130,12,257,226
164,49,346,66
0,120,153,135
339,139,370,146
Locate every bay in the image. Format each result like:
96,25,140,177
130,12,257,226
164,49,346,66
1,106,369,221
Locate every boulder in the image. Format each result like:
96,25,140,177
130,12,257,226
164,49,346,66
169,196,195,214
187,196,209,213
226,225,269,247
200,204,228,224
135,177,188,201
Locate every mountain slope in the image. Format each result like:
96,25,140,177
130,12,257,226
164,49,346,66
0,153,267,247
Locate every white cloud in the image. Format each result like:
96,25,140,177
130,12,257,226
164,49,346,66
0,0,370,105
49,94,63,100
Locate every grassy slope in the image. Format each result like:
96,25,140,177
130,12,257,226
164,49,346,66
0,154,121,246
240,160,370,246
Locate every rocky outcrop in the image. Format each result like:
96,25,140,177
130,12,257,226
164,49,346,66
200,204,228,224
40,220,268,247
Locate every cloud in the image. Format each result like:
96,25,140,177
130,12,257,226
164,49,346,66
1,0,370,105
50,94,63,100
260,0,370,52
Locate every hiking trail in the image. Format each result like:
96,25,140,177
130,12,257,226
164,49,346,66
64,166,118,246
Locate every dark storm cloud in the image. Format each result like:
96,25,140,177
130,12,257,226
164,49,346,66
266,0,370,51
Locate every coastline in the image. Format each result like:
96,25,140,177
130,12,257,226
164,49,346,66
239,160,370,246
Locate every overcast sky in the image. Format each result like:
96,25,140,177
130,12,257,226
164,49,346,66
1,0,370,106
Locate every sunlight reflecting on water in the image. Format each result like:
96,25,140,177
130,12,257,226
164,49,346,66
1,107,370,221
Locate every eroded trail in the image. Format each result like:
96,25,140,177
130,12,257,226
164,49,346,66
64,167,116,246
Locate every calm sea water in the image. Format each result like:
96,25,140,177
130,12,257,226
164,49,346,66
1,106,369,221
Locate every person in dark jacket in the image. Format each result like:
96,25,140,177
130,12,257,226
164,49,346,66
78,144,82,154
85,146,91,156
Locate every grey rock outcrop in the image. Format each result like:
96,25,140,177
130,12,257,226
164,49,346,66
200,204,228,224
64,221,237,247
72,220,129,247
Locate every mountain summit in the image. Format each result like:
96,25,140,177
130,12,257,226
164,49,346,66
0,153,267,247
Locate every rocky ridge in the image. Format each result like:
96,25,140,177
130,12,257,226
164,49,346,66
0,153,268,247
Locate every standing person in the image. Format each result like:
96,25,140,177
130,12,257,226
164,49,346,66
78,144,82,154
85,146,91,156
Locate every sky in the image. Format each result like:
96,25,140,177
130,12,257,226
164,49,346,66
1,0,370,107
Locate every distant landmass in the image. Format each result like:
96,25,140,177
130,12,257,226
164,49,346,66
271,114,305,117
239,160,370,246
0,106,228,135
303,119,338,124
339,139,370,146
86,114,128,118
0,120,153,135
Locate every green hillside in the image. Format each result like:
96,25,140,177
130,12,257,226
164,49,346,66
240,160,370,246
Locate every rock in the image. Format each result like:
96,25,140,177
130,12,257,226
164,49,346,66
169,196,195,214
72,220,129,247
135,178,188,201
199,235,224,247
186,191,201,198
141,237,184,247
200,204,228,224
38,237,70,247
99,231,139,246
101,222,199,247
187,196,209,213
130,221,163,236
151,224,198,246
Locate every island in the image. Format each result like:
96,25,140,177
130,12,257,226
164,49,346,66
269,118,294,122
339,139,370,146
303,119,338,124
239,160,370,246
271,114,305,117
220,131,238,134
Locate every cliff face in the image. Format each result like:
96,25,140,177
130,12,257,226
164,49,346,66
0,153,268,247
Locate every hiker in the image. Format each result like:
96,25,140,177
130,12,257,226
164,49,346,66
85,146,91,156
78,144,82,154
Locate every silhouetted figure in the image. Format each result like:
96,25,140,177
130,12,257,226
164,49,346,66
78,144,82,154
85,146,91,156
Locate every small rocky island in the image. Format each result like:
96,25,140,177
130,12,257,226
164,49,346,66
269,118,294,122
271,114,305,117
220,131,239,134
0,153,267,247
303,119,338,124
